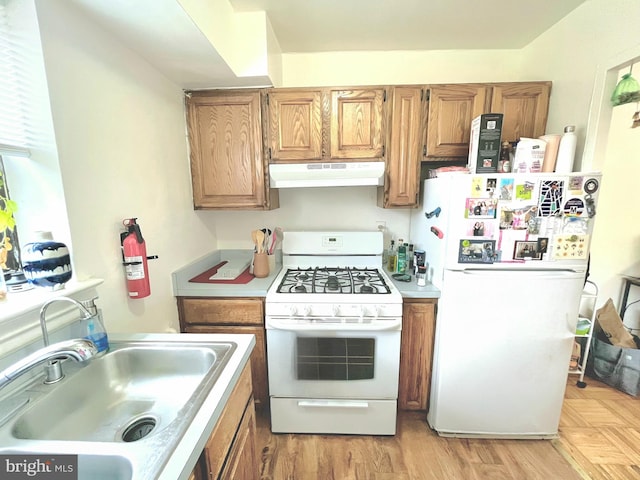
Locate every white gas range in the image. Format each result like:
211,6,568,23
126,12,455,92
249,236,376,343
265,231,402,435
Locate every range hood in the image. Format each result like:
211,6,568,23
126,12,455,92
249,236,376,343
269,162,385,188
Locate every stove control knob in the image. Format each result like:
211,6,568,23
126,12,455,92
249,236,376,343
302,305,311,317
374,306,382,318
288,305,298,317
332,305,340,317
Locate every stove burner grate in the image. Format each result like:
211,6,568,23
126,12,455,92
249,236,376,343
276,267,391,294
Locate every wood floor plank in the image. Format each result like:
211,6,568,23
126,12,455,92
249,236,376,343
562,399,628,427
257,377,640,480
560,427,632,465
599,427,640,465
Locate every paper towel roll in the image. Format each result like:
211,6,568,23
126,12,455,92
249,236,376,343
539,134,561,172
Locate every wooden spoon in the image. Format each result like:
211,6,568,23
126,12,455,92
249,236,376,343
255,230,265,254
251,230,260,252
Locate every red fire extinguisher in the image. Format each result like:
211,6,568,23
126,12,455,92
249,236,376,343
121,218,157,299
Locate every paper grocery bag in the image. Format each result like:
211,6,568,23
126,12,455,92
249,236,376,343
595,298,637,348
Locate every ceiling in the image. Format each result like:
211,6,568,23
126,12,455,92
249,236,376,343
63,0,587,89
229,0,587,53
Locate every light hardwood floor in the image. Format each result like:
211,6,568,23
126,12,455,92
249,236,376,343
256,377,640,479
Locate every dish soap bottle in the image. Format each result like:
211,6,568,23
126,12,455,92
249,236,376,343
78,297,109,355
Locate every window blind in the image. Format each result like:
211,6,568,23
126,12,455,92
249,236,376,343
0,0,32,157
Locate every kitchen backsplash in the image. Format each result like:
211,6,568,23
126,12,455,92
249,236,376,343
202,186,412,249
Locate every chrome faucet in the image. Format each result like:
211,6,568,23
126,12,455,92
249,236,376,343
36,297,96,383
40,297,94,346
0,338,97,391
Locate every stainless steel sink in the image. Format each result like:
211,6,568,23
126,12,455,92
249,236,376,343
12,344,227,442
0,336,241,480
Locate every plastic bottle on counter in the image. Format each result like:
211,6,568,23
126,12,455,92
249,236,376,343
387,240,397,273
555,125,577,173
397,241,407,274
408,244,414,272
78,297,109,355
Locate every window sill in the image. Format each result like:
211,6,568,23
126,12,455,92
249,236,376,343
0,278,104,324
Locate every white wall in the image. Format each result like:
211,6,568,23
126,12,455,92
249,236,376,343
521,0,640,171
207,187,409,250
589,94,640,329
34,0,216,333
521,0,640,326
281,50,527,87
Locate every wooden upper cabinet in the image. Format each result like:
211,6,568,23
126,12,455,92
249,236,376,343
330,88,385,159
380,86,424,208
490,82,552,143
186,90,277,210
425,84,490,157
267,90,323,161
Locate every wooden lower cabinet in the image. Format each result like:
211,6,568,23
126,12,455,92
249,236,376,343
195,362,259,480
177,297,269,409
219,398,258,479
398,298,437,411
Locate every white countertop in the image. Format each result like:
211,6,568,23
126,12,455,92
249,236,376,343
387,272,441,299
173,249,441,300
172,250,280,298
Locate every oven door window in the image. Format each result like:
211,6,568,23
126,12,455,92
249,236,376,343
296,337,375,380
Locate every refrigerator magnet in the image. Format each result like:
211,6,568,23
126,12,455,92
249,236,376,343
584,177,599,194
552,234,589,259
563,197,586,216
538,180,565,217
513,240,542,260
569,176,585,193
465,198,497,219
458,239,496,264
515,181,535,200
499,205,536,230
537,237,549,254
499,178,514,201
486,178,497,197
466,220,494,237
471,177,483,197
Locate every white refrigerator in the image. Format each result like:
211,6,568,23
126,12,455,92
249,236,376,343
410,172,602,438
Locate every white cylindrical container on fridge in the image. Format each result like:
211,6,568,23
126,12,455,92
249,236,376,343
555,125,577,173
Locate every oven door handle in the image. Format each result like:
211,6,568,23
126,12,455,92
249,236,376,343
297,400,369,409
267,318,402,331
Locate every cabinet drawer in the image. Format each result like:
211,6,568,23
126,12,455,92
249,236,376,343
181,298,264,326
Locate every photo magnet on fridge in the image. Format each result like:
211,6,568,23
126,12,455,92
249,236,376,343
499,178,514,200
465,198,497,219
458,239,496,264
513,240,542,260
